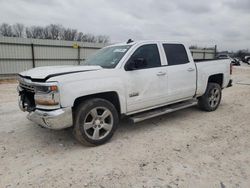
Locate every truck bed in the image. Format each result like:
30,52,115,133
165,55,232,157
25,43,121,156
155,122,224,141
195,59,231,96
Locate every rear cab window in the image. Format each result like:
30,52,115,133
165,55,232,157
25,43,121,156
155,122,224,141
163,44,189,66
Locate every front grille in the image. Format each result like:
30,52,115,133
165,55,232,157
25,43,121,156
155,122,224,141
20,82,35,93
19,81,36,112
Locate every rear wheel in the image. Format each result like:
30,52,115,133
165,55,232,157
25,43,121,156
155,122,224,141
198,83,222,111
73,98,119,146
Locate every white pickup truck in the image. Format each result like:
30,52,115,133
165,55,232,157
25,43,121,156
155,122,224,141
17,40,232,145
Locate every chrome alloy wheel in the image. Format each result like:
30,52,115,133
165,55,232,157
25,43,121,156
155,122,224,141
82,107,114,140
208,88,221,108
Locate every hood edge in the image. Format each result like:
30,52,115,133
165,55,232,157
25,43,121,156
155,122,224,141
18,69,98,83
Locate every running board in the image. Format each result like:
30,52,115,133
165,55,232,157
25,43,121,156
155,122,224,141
129,100,198,123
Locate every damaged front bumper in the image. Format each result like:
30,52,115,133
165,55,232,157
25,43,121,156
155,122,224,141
17,83,73,130
27,107,73,130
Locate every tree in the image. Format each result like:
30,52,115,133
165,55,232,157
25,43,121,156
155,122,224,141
0,22,110,43
77,32,84,41
48,24,63,40
189,45,198,49
81,34,96,43
96,35,110,43
62,28,78,41
0,23,13,37
26,26,44,39
12,23,24,37
25,27,33,38
43,25,51,39
234,49,250,60
32,26,44,39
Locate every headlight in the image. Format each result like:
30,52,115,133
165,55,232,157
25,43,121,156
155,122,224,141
34,92,60,106
35,85,58,93
34,85,60,106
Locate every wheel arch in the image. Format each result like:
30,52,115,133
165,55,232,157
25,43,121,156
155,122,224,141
73,91,122,116
207,73,224,87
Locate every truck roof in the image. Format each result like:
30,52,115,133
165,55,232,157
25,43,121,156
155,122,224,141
109,40,185,47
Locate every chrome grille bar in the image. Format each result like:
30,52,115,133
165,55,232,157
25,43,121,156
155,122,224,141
19,82,35,93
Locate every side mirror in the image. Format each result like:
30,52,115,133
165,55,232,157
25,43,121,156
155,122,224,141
125,58,147,71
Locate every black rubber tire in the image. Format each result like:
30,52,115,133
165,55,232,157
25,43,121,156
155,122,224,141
73,98,119,146
198,83,222,112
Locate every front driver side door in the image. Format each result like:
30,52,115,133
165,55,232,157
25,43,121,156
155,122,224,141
124,44,168,113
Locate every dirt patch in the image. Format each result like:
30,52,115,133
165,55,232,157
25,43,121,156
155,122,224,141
0,79,17,84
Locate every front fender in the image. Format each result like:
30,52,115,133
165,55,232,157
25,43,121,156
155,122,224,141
58,77,127,114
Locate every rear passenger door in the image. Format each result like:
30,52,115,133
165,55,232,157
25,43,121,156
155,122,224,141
162,44,196,101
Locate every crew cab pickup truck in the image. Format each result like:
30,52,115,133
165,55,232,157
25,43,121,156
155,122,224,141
17,40,232,146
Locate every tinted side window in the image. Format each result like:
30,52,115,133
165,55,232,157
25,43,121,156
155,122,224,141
163,44,189,66
128,44,161,69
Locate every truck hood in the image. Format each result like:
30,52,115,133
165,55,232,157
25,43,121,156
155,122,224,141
19,65,102,82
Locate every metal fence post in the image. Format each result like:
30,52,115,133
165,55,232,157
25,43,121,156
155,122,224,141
214,45,217,59
31,43,35,68
78,46,81,65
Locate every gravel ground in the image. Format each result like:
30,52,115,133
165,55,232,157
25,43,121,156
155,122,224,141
0,67,250,188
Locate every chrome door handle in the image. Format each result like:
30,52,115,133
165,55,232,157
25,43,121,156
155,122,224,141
187,67,195,72
157,71,166,76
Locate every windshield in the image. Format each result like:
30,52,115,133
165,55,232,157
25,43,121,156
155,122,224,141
83,45,132,68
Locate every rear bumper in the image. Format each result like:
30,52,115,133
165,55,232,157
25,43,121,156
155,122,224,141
227,79,233,88
27,108,73,130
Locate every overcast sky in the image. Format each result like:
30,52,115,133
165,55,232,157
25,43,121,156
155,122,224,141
0,0,249,51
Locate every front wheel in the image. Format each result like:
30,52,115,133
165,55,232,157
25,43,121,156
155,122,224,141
73,98,119,146
198,83,222,111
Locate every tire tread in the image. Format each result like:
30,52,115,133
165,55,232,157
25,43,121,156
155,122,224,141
73,98,118,146
198,83,222,112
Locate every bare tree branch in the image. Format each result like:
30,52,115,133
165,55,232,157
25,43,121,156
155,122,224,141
13,23,24,37
0,23,13,37
26,26,44,39
62,28,78,41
